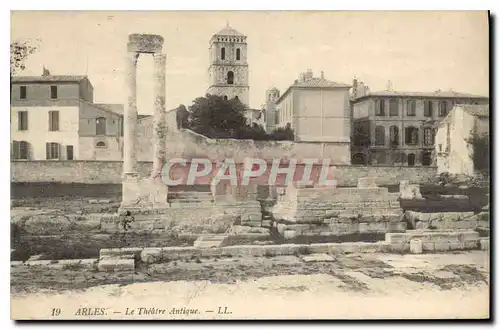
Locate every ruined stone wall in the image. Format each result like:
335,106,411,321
11,161,437,185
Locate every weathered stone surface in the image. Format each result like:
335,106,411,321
302,253,335,262
357,177,378,188
480,238,490,250
193,235,228,248
24,215,72,235
115,259,135,271
409,239,423,254
27,254,43,261
283,230,298,239
226,225,270,235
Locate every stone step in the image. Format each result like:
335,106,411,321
193,235,228,248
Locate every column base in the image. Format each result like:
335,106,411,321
120,173,169,211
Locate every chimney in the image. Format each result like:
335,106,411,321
299,73,306,82
294,79,298,84
305,69,313,80
320,71,324,79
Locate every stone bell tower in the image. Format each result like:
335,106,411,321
207,23,249,106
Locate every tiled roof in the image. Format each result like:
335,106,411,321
459,104,490,117
294,78,351,88
359,90,488,99
12,75,88,83
214,24,244,37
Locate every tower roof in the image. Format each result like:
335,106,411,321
214,23,245,37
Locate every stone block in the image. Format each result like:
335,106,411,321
193,235,228,248
387,222,406,232
480,238,490,250
386,233,407,243
302,253,335,262
88,199,99,204
98,258,116,272
433,242,451,252
261,220,272,228
325,210,340,218
448,241,464,250
463,240,479,249
283,230,298,240
409,239,423,254
140,248,162,264
390,242,408,252
422,241,435,252
153,220,165,230
98,199,112,204
114,259,135,271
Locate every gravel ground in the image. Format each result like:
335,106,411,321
11,250,490,320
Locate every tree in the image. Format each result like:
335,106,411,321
10,39,40,91
10,40,39,77
188,94,249,138
466,129,490,176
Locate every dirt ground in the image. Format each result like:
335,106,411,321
11,250,490,320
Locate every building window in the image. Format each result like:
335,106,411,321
375,99,385,116
18,111,28,131
439,101,448,116
50,86,58,99
20,86,27,99
12,141,29,160
405,126,419,145
406,100,416,116
389,99,399,116
96,141,106,148
223,95,228,100
221,47,225,60
46,142,60,160
227,71,234,85
438,144,442,152
96,117,106,135
66,145,74,160
407,153,416,166
234,96,239,100
375,126,385,146
424,127,434,146
390,126,399,147
48,111,59,131
424,100,433,117
422,152,432,166
236,48,241,61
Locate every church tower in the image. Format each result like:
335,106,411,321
207,23,249,106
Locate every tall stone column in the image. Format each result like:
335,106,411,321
152,53,167,178
123,51,139,177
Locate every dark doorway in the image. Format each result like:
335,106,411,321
407,153,416,167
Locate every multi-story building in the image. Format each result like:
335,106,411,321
275,69,352,143
350,80,489,166
10,74,129,161
435,104,490,176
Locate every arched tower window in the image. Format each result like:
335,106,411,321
221,47,225,60
236,48,241,61
96,117,106,135
234,96,239,100
227,71,234,85
223,95,228,100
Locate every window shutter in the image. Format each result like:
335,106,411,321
12,141,19,159
58,143,62,160
24,112,28,130
46,142,50,160
54,111,59,131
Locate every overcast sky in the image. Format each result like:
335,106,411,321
11,11,489,114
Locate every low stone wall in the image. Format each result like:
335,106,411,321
11,161,437,187
386,230,480,253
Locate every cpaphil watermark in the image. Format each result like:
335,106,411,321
161,158,337,186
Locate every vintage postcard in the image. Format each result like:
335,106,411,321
10,10,490,320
